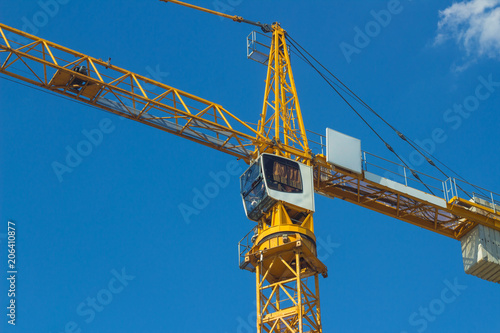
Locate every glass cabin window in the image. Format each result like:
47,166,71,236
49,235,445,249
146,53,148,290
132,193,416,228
243,179,266,215
263,155,303,193
241,162,270,220
241,162,261,196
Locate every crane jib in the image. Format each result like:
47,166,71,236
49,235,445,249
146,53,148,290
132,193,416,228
1,10,499,333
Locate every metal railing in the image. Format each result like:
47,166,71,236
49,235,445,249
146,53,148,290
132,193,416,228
307,130,500,212
307,129,325,156
444,177,500,213
247,31,271,65
307,130,445,194
238,226,257,271
362,151,445,196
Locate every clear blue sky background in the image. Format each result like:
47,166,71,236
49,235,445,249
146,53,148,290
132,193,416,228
1,1,499,332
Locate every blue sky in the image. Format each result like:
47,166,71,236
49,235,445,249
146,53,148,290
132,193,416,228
1,1,499,332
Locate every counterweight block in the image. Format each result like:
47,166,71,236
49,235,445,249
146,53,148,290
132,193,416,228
461,224,500,283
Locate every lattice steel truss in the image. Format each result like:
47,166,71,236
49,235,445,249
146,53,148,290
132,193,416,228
255,246,323,333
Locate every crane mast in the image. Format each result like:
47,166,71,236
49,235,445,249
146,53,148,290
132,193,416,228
161,4,323,330
1,2,500,332
257,23,310,163
245,24,324,332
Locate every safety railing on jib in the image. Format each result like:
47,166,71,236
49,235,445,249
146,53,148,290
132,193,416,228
444,177,500,213
307,130,499,213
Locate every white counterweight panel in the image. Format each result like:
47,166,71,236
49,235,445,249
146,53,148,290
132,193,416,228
461,224,500,283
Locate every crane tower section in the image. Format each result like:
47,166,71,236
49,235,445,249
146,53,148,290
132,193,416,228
240,22,326,332
255,23,310,164
239,154,326,332
2,1,500,330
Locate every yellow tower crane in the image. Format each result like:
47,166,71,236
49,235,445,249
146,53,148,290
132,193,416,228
1,1,499,332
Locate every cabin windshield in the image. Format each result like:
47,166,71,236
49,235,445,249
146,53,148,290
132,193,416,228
241,162,266,217
241,163,261,196
263,155,303,193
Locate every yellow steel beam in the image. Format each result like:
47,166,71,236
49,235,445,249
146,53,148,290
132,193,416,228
2,22,498,242
258,24,310,164
253,241,323,332
159,0,270,31
313,155,500,239
160,0,244,22
0,23,311,163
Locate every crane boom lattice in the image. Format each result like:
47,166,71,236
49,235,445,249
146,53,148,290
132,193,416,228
2,4,500,331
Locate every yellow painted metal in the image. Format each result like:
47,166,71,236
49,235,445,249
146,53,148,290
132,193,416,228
252,243,324,332
0,23,312,164
313,154,500,238
257,24,310,164
447,197,500,231
244,200,326,332
160,0,247,22
160,0,245,22
2,16,500,332
159,0,270,31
